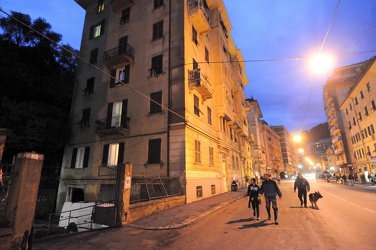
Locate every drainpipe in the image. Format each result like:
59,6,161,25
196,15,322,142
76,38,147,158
167,0,172,177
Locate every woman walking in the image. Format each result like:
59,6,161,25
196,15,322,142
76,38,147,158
247,178,260,220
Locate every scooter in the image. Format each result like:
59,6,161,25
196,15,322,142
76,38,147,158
231,182,238,191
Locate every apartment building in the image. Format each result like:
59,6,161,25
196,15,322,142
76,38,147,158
261,121,283,177
246,98,266,177
56,0,252,212
323,59,371,173
271,125,297,176
340,57,376,175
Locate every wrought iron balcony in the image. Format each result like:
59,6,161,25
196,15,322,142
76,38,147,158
95,116,130,136
103,44,134,68
187,0,211,34
188,68,213,101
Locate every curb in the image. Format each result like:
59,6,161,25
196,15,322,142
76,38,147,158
127,194,246,230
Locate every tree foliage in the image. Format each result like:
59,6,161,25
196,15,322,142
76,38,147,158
0,12,77,165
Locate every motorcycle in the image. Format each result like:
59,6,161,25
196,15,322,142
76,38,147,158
231,181,238,191
328,176,343,184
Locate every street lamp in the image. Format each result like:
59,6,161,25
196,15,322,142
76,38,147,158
309,53,335,75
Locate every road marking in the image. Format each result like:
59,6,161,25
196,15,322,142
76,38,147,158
317,189,347,202
350,202,359,207
363,208,376,213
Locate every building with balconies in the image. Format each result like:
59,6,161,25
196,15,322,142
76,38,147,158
340,56,376,175
56,0,252,212
271,125,296,176
323,58,371,173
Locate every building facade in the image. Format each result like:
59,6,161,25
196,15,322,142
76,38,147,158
261,121,283,178
340,57,376,175
56,0,252,212
323,59,371,173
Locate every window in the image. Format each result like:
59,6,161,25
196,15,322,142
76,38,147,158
120,8,130,25
193,58,198,69
150,55,163,76
89,48,98,64
352,117,356,125
97,0,105,13
79,108,91,127
345,108,348,115
371,100,376,110
205,47,209,63
152,21,163,40
358,112,362,121
148,138,161,164
71,147,90,168
150,91,162,114
367,82,371,92
105,100,128,128
354,97,358,105
110,65,130,87
195,140,201,163
211,185,216,195
360,90,364,99
194,95,200,116
154,0,164,9
196,186,203,198
102,143,124,167
83,77,95,95
350,103,353,111
192,26,198,45
209,146,214,166
207,107,212,125
90,20,105,39
365,107,369,116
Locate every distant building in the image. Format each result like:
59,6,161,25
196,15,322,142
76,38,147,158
261,121,283,177
323,58,371,173
340,57,376,175
56,0,252,212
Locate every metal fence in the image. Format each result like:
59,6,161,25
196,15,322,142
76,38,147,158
130,176,183,204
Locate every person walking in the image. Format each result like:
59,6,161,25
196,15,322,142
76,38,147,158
342,173,348,185
294,172,310,207
348,172,355,186
360,173,366,186
247,178,260,220
259,173,282,225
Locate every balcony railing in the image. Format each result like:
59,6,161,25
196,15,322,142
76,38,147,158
332,135,342,144
187,0,211,34
334,148,344,155
330,125,339,134
188,68,213,101
328,114,337,125
103,44,134,68
95,116,130,136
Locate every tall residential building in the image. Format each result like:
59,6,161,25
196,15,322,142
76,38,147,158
271,125,296,176
323,59,371,173
340,57,376,175
246,98,265,177
261,121,283,177
56,0,252,212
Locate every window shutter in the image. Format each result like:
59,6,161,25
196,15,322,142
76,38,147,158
100,20,105,35
89,26,94,39
121,99,128,128
71,148,77,168
110,69,116,88
118,142,125,164
124,65,130,83
106,103,113,128
102,144,109,165
83,147,90,168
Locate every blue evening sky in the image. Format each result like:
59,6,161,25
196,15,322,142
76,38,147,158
1,0,375,134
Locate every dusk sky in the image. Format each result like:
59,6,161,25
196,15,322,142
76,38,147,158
1,0,376,135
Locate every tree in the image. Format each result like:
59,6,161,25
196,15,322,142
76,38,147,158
0,12,76,165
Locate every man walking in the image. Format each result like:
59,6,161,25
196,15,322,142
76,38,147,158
294,172,310,207
259,173,282,225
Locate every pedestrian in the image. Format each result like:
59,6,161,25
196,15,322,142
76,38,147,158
259,173,282,225
342,173,348,185
294,172,310,207
367,173,373,183
348,173,355,186
360,173,366,186
247,178,260,220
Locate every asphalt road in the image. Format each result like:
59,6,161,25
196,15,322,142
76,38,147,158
34,178,376,250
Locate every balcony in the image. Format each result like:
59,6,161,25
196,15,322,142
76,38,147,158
103,44,134,68
330,125,339,134
328,114,337,126
95,116,130,136
332,135,342,144
187,0,211,34
326,102,335,116
188,68,213,101
334,148,344,155
336,159,345,166
324,95,333,108
110,0,137,11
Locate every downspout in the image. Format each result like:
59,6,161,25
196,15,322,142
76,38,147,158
167,0,172,177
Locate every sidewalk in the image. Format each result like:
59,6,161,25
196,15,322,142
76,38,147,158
128,188,247,230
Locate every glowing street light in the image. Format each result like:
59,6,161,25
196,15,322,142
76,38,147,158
293,134,302,143
309,53,335,75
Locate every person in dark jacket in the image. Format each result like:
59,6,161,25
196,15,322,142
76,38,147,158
294,172,310,207
348,173,355,186
247,178,260,220
259,174,282,225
